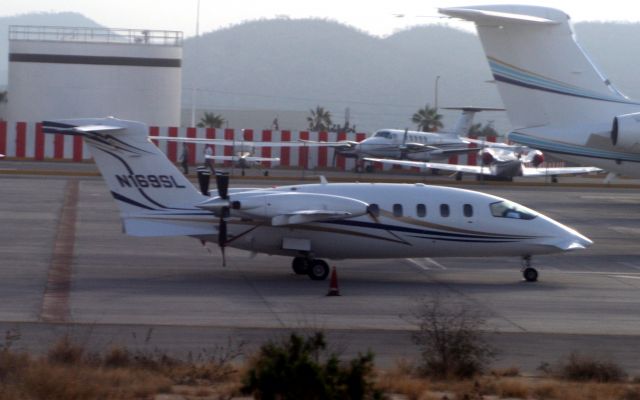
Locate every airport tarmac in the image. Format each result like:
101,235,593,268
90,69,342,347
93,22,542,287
1,170,640,373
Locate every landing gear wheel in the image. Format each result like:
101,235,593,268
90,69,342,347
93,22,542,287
291,257,308,275
307,259,330,281
523,267,538,282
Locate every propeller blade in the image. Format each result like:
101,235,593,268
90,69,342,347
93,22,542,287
216,172,229,199
218,214,228,266
196,167,211,196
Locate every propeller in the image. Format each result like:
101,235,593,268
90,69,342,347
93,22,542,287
216,172,230,266
399,128,409,159
196,167,211,196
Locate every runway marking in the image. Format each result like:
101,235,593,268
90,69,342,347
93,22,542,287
618,262,640,271
404,258,447,271
610,275,640,280
40,179,78,323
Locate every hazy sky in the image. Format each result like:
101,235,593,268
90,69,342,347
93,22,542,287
3,0,640,37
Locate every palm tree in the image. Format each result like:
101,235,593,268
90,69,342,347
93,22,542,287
307,106,332,131
197,112,225,128
411,104,443,132
467,122,498,137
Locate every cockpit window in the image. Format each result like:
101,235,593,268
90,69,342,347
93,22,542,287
373,130,392,139
490,200,537,220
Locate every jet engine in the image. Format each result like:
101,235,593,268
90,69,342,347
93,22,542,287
612,112,640,149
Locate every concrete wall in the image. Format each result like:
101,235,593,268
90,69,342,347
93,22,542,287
7,29,181,126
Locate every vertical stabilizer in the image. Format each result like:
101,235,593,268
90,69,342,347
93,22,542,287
440,5,640,130
43,117,215,236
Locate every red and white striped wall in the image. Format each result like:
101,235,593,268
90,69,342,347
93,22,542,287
0,121,526,170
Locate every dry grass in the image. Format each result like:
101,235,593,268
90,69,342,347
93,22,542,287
2,334,640,400
0,335,244,400
495,378,530,399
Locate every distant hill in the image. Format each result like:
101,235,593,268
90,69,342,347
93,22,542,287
0,12,102,88
182,19,502,131
2,13,640,132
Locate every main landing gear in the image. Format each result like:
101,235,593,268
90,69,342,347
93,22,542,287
291,256,330,281
521,255,538,282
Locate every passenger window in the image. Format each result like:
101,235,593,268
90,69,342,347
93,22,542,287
368,203,380,217
393,204,403,217
463,204,473,218
440,204,450,217
416,204,426,218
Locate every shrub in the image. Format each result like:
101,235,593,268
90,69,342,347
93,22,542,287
557,352,626,383
241,331,383,400
411,295,495,379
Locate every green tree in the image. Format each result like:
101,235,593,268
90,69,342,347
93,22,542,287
468,122,498,137
197,112,225,128
307,106,332,131
242,332,382,400
411,104,443,132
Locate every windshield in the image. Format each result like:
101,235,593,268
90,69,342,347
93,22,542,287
490,200,537,220
373,130,392,139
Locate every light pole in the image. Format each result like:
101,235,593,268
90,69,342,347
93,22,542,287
190,0,201,127
434,75,441,111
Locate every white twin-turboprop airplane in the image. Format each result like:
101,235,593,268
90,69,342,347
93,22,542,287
365,146,601,181
440,4,640,178
43,117,592,282
306,107,504,163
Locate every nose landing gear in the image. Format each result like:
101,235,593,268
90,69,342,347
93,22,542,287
521,255,538,282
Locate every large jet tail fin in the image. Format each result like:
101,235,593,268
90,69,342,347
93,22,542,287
439,5,640,130
442,106,505,135
43,118,216,237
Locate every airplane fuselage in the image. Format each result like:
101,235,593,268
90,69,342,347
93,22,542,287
354,129,471,161
197,183,589,260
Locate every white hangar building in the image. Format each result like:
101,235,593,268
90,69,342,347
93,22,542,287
7,26,182,126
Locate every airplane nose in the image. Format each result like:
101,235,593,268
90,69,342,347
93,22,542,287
551,225,593,251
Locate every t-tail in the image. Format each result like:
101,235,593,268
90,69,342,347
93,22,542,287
43,117,216,237
439,5,640,131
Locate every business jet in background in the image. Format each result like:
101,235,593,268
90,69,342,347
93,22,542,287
440,5,640,178
43,117,592,282
365,146,601,181
304,107,504,165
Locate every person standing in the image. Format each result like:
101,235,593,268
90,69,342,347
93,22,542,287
179,143,189,174
204,144,214,172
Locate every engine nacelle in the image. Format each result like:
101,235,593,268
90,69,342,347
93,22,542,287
230,192,369,222
481,151,494,165
612,112,640,149
530,151,544,167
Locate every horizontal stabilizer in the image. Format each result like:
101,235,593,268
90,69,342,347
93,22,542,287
43,121,124,136
439,6,562,25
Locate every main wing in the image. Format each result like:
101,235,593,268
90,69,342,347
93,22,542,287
153,136,337,148
205,155,281,163
520,166,602,177
363,157,494,175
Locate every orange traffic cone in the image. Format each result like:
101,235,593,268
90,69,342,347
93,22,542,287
327,266,340,296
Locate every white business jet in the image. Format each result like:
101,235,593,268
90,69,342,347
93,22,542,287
365,146,601,181
440,5,640,177
42,117,591,282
